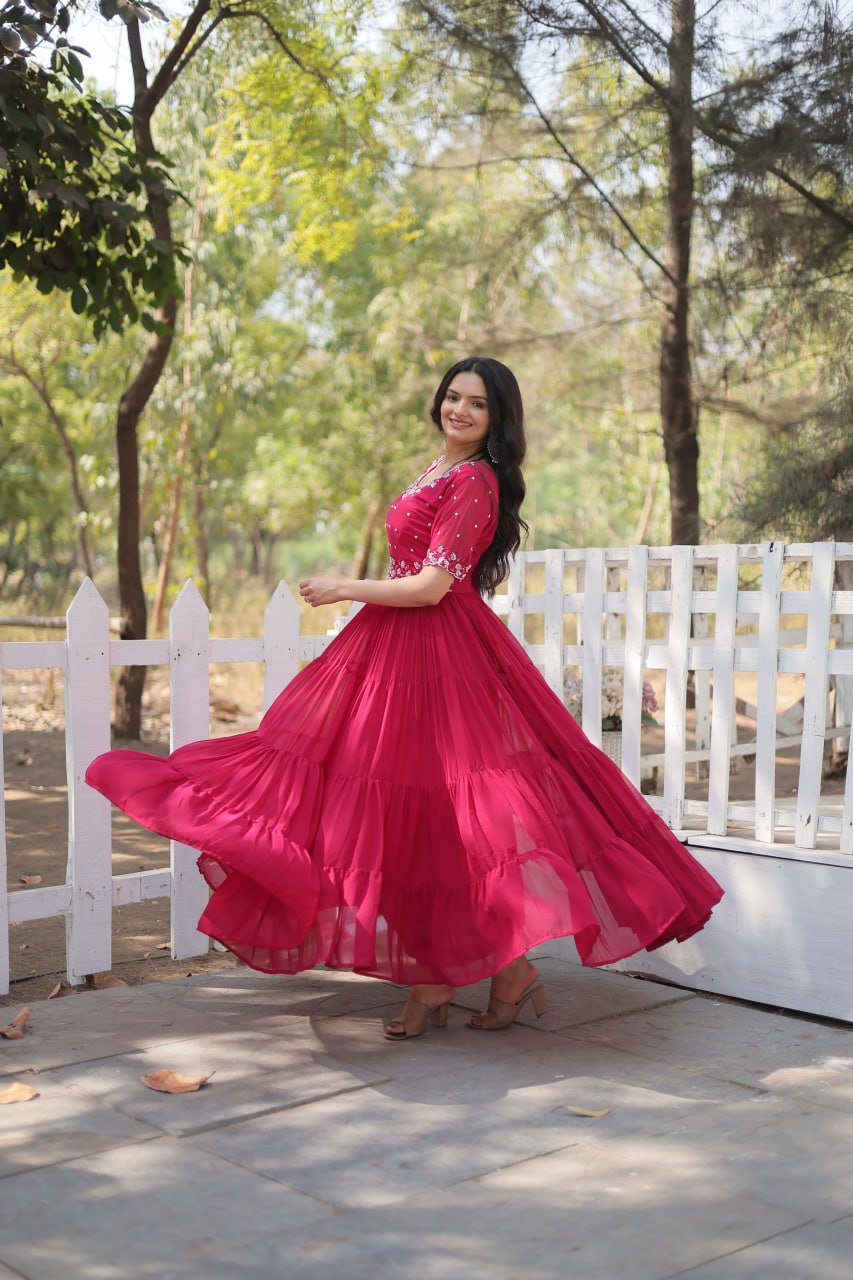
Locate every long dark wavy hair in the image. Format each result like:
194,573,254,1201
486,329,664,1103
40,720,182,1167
429,356,528,595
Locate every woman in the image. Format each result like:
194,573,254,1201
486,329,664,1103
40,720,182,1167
86,356,723,1041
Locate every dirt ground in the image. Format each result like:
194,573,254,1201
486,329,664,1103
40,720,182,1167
2,665,847,1008
2,665,258,1007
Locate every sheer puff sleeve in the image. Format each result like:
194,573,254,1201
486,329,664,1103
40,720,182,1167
424,463,498,584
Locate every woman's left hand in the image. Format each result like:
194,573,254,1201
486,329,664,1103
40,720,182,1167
298,577,349,607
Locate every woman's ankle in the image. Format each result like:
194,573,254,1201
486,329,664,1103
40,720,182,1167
412,982,455,1004
491,957,537,998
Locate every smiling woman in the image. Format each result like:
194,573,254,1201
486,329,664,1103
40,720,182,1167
86,355,723,1046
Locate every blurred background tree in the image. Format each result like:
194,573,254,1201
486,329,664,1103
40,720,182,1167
1,0,849,737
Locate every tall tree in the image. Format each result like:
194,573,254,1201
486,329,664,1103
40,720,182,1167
2,0,381,734
407,0,852,542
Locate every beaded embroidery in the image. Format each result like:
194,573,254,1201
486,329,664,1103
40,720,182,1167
400,456,485,499
423,545,471,582
388,556,422,579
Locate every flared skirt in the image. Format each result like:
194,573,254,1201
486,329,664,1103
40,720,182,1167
86,593,723,985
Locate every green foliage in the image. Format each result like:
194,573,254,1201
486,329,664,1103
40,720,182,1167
1,0,849,601
0,0,181,334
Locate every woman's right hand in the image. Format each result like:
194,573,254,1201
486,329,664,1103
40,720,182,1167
298,577,350,608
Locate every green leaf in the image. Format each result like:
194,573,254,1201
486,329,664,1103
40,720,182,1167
0,27,22,52
70,283,87,313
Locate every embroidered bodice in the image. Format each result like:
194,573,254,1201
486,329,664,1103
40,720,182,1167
385,458,499,592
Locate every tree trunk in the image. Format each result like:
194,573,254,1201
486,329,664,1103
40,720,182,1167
6,359,97,577
38,385,96,577
631,458,662,545
351,497,382,579
193,464,210,607
249,521,263,577
660,0,699,545
113,20,179,738
152,185,206,632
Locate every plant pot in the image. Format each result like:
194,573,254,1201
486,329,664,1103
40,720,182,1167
600,730,623,768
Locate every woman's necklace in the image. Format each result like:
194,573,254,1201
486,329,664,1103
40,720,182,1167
432,450,484,479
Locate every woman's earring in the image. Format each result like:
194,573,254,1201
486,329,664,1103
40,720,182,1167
487,435,500,463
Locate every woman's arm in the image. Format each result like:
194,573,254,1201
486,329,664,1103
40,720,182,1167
299,566,453,609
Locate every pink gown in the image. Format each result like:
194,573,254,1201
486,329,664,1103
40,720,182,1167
86,459,723,984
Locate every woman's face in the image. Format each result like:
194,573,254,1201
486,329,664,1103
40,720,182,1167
440,371,491,452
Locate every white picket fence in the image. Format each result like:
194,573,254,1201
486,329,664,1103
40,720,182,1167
1,540,852,998
495,541,853,852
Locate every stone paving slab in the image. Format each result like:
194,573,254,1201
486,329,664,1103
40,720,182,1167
49,1030,389,1138
621,1088,853,1225
188,1079,584,1210
0,1073,160,1178
382,1030,759,1115
0,1137,334,1280
1,959,851,1280
562,993,853,1093
0,987,233,1077
141,967,406,1023
675,1213,853,1279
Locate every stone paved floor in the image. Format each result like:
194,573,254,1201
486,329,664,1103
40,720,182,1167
1,955,852,1279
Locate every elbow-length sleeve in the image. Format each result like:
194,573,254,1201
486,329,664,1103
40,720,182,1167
424,464,498,583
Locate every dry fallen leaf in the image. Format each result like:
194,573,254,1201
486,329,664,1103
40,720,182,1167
140,1069,213,1094
47,982,80,999
0,1082,39,1105
19,874,43,887
564,1104,611,1118
0,1008,31,1039
155,942,170,951
86,972,129,990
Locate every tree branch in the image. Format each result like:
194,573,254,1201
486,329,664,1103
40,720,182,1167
220,6,334,90
696,115,850,232
146,0,213,113
413,1,676,282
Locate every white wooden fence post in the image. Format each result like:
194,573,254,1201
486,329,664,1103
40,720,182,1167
663,546,693,831
755,541,784,843
581,549,605,746
169,580,211,958
692,564,712,779
707,544,738,835
622,544,649,788
506,554,525,643
543,548,564,700
796,543,835,849
65,579,113,982
841,730,853,856
0,668,9,994
263,580,300,712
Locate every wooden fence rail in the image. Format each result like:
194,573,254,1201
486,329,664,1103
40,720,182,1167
1,540,852,996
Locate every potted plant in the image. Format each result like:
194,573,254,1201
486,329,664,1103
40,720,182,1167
562,669,659,765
